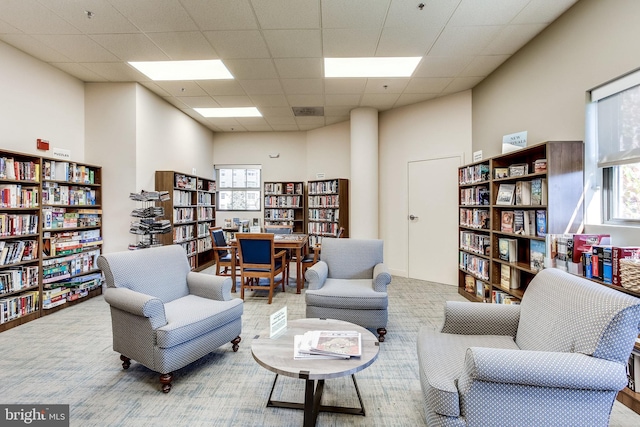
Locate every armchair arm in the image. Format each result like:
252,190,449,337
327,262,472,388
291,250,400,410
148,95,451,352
187,272,233,301
459,347,628,392
440,301,520,336
373,263,391,291
305,260,328,290
103,287,167,329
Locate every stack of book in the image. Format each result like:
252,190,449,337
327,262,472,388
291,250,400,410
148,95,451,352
294,330,362,360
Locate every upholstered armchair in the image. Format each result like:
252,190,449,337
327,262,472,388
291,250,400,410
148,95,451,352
417,268,640,426
98,245,243,393
304,238,392,341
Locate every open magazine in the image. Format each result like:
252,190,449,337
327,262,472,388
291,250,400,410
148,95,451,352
294,330,361,360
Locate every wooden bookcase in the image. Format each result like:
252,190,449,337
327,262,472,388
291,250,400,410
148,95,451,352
155,171,215,271
458,141,584,303
307,178,349,246
263,181,305,233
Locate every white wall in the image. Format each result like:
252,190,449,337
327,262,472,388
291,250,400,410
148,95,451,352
306,121,351,181
379,91,473,277
0,41,84,157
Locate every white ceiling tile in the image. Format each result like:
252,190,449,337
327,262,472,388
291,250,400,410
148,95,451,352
51,62,108,82
263,30,322,58
394,93,439,107
428,25,503,56
296,115,325,125
32,34,120,62
376,26,441,57
258,107,294,118
203,31,270,59
223,59,278,79
0,0,80,34
449,0,529,26
204,117,242,126
42,1,140,34
325,94,361,106
384,0,460,28
197,80,247,96
153,81,209,96
0,18,22,33
360,93,400,109
146,32,219,60
90,34,170,61
162,96,190,109
108,0,198,32
405,77,452,93
325,116,349,125
235,117,269,126
324,106,353,116
413,56,474,78
250,94,289,107
460,55,510,77
243,124,274,131
0,34,72,62
211,95,255,107
81,62,152,81
364,78,409,94
270,124,300,131
483,24,547,55
176,96,221,108
287,94,324,106
274,58,323,79
322,28,380,57
139,81,172,97
281,79,323,95
512,0,578,25
239,79,284,95
215,124,248,132
325,78,366,94
251,0,320,29
322,0,390,29
264,116,296,125
180,0,259,30
442,76,484,94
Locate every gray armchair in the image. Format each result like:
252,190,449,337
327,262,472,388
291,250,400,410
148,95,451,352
304,238,392,341
98,245,243,393
417,268,640,426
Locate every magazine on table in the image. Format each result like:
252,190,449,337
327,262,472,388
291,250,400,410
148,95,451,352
293,330,362,360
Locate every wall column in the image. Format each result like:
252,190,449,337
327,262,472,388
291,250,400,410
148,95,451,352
350,107,379,238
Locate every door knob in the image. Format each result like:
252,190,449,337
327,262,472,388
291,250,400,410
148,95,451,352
409,215,419,220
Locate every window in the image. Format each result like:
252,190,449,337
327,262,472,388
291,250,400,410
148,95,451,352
591,70,640,225
216,166,261,211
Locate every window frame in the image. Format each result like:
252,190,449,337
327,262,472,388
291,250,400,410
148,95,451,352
215,165,262,212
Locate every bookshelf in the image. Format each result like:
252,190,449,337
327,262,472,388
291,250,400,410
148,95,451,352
154,171,216,271
264,181,305,233
458,141,584,303
0,151,42,331
307,178,349,246
40,158,103,316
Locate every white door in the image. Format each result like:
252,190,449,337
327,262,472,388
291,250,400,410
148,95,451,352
408,155,462,285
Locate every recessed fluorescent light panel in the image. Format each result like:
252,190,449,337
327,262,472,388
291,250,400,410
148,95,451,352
324,57,421,78
194,107,262,118
128,60,233,81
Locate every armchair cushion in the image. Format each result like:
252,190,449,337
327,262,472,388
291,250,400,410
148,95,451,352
320,238,383,279
440,301,520,336
187,272,233,301
304,278,388,310
104,287,167,329
305,260,328,290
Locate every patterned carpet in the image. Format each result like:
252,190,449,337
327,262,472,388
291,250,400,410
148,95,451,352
0,274,638,426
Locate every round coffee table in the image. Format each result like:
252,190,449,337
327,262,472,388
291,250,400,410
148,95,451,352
251,318,380,427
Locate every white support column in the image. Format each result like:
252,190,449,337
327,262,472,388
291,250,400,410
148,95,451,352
350,107,379,239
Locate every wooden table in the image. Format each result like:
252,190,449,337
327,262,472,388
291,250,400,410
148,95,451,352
231,233,309,293
251,318,380,427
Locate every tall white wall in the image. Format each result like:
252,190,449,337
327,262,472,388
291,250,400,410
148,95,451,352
306,121,351,181
0,41,84,157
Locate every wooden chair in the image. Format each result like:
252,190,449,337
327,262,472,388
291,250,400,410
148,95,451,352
236,233,288,304
210,227,239,292
301,227,346,278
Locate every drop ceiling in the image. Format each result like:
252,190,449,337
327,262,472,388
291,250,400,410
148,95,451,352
0,0,579,133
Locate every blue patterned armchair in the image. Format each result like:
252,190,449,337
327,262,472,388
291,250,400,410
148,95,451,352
98,245,243,393
417,268,640,426
305,238,392,341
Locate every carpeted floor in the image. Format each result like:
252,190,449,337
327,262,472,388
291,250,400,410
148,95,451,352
1,273,639,426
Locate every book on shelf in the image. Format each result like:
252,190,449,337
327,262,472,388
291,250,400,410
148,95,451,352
535,210,547,237
534,158,547,173
496,183,515,205
514,181,531,205
498,238,517,262
500,211,514,233
500,263,521,289
513,210,528,235
530,178,547,205
475,279,484,298
494,167,509,179
530,239,546,272
509,163,528,177
294,330,362,360
464,274,475,293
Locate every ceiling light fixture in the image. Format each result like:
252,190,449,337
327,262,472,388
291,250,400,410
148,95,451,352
324,57,421,78
194,107,262,118
128,60,233,81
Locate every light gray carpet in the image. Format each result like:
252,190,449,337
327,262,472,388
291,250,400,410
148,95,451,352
1,274,638,427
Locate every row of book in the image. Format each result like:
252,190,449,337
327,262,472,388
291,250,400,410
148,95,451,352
498,237,546,273
459,208,489,229
197,192,213,205
42,229,102,257
308,195,339,208
197,236,212,253
0,290,39,324
42,274,102,309
459,251,490,281
265,182,303,195
196,180,216,192
459,163,490,185
196,206,214,221
496,178,547,206
0,266,39,296
0,157,40,182
42,249,101,286
265,208,297,220
42,182,98,206
264,195,302,208
627,350,640,392
492,289,521,304
307,222,342,237
460,231,490,255
0,240,38,265
501,209,546,237
460,186,489,206
175,174,197,190
308,208,339,222
173,224,194,243
43,160,96,184
494,159,546,179
197,222,214,238
178,240,197,257
0,213,39,237
308,180,340,195
173,190,193,206
173,207,195,223
0,184,39,208
43,207,101,229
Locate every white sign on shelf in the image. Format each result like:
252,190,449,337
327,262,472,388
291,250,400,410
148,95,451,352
473,150,483,162
270,306,287,338
52,147,71,160
502,131,527,154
